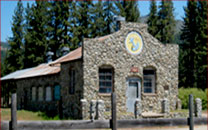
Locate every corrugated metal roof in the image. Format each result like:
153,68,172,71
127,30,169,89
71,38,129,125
1,67,34,81
50,47,82,64
16,63,60,79
1,47,82,81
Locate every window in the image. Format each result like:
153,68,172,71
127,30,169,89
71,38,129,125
143,68,156,93
99,68,113,93
32,87,36,101
38,87,44,101
54,85,61,101
69,69,75,94
46,86,52,101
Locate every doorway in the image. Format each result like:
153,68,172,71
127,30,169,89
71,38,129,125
126,77,141,112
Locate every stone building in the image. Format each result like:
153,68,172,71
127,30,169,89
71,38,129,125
1,22,179,119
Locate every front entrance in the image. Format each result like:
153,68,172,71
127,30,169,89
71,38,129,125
126,77,141,112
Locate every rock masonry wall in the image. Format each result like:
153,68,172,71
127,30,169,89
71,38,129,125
16,74,60,112
82,22,179,119
16,60,83,119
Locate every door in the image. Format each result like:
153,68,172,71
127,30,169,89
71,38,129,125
126,77,141,112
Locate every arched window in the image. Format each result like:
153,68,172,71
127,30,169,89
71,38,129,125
32,87,36,101
69,68,75,94
46,86,52,101
54,84,61,101
143,67,156,93
38,87,44,101
99,66,114,93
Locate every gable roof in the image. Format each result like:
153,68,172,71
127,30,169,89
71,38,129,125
1,47,82,81
50,47,82,64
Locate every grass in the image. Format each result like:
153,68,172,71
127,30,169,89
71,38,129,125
171,109,207,114
1,108,60,121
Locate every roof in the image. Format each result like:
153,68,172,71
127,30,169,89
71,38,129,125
51,47,82,64
1,47,82,81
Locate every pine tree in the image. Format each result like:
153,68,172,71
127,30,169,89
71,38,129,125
147,0,158,37
195,1,207,89
115,0,140,22
69,1,93,50
90,1,106,37
24,1,48,68
157,0,175,43
69,2,80,50
77,1,93,38
179,0,198,88
103,1,117,34
61,0,71,55
5,1,24,74
48,1,68,60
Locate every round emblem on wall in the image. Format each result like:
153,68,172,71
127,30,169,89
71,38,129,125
125,31,143,55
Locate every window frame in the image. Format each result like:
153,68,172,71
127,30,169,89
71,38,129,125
54,84,61,101
45,86,52,101
143,68,156,94
99,67,114,93
31,87,36,101
69,68,75,94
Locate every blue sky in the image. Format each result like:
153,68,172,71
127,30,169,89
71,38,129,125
1,1,187,43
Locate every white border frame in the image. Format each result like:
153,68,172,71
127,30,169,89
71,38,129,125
125,31,143,55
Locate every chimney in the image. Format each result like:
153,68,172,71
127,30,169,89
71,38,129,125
114,16,125,31
46,51,54,63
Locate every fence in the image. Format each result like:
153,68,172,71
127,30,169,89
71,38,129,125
3,93,207,130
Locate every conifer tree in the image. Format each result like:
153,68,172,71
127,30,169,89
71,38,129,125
115,0,140,22
69,2,80,50
179,0,198,88
24,1,48,68
147,0,158,37
69,0,93,49
90,1,106,37
157,0,175,43
77,1,93,38
103,1,117,33
5,1,24,73
195,0,207,89
61,0,71,52
47,1,68,60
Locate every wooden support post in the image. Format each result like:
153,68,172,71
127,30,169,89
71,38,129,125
111,92,117,130
10,93,17,130
188,94,194,130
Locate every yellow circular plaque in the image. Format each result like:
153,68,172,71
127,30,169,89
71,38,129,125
125,31,143,55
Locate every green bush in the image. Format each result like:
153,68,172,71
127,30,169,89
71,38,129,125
178,88,207,110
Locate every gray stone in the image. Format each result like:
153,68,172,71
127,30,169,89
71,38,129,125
176,98,181,110
134,99,142,118
195,98,202,117
81,99,88,119
90,100,97,121
162,98,169,114
96,100,105,120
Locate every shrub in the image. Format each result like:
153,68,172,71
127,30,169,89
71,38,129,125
178,88,207,110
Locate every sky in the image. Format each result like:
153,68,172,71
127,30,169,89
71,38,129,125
1,1,187,43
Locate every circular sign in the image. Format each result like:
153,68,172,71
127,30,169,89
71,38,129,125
125,31,143,55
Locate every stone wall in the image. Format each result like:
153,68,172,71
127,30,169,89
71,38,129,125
16,74,60,113
16,60,83,119
83,22,179,119
60,60,83,119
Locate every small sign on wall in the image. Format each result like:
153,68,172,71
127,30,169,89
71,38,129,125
131,67,138,73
